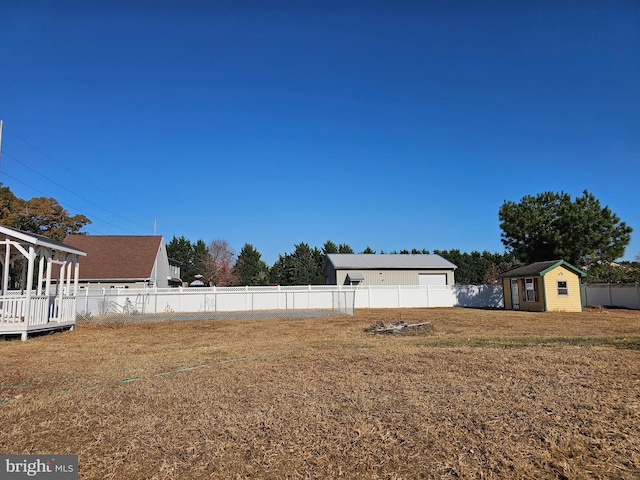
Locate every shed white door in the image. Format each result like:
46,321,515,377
511,279,520,310
419,273,447,286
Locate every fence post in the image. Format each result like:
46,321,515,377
580,284,589,307
608,283,613,307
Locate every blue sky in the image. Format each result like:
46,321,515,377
1,1,638,264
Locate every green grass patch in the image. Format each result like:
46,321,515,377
50,388,71,394
4,381,39,387
82,384,102,389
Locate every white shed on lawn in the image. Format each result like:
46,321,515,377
0,225,86,340
323,254,457,286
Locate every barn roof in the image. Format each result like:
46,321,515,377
325,254,457,270
63,235,163,280
499,260,586,278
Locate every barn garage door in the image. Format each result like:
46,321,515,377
419,273,447,286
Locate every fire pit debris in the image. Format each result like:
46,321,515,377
368,320,434,335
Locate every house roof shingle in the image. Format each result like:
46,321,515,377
63,235,163,280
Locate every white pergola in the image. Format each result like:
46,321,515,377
0,225,86,340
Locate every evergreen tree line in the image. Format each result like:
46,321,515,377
1,183,637,286
166,236,536,286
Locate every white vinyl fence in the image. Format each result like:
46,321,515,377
582,284,640,310
75,284,505,319
352,284,504,309
77,285,356,318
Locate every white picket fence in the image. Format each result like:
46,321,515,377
582,284,640,310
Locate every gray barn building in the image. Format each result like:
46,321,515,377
323,254,457,286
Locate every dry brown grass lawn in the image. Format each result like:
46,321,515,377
1,307,639,479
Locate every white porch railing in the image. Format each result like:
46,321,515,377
0,295,77,328
0,296,28,324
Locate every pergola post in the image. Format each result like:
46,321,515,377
20,258,27,293
37,255,45,295
65,260,72,294
57,254,65,319
45,253,53,297
2,236,10,293
73,259,80,296
23,245,35,325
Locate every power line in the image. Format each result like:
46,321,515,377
2,150,150,230
3,127,155,231
5,128,112,196
0,170,142,235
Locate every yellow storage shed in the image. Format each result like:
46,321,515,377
500,260,586,312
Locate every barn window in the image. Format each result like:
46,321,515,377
524,278,536,302
557,280,568,296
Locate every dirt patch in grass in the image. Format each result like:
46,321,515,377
1,307,639,479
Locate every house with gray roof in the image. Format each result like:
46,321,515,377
323,254,457,286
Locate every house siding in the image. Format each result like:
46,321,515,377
502,277,544,311
542,265,583,312
503,279,512,309
150,243,171,288
515,277,545,312
335,269,455,286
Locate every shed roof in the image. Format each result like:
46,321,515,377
326,254,457,270
63,235,163,280
499,260,586,278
